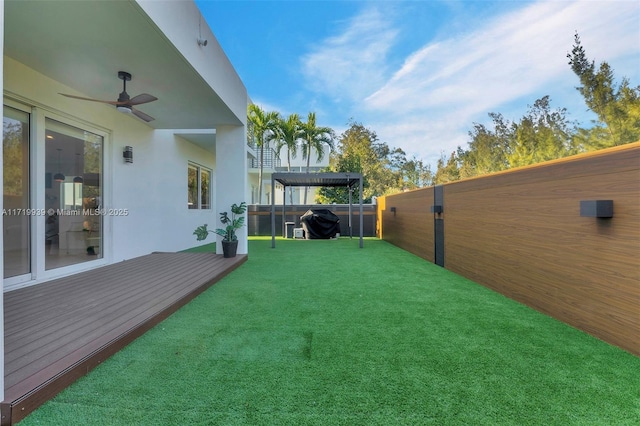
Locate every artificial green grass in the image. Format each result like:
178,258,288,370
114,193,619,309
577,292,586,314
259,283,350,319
22,238,639,425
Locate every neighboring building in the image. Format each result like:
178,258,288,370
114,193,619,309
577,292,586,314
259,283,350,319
1,0,249,397
248,143,330,204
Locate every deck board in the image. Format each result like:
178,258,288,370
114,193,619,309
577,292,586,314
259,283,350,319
1,252,246,425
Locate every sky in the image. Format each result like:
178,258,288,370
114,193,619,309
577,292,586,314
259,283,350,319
196,0,640,167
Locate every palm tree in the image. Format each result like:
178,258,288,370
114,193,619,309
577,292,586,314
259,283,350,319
247,104,280,204
274,113,302,204
299,112,334,204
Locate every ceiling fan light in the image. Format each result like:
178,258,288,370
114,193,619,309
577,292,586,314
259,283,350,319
117,105,132,114
54,173,65,182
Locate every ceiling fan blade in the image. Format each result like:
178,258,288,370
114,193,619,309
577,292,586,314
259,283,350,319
60,93,120,105
129,94,158,105
131,107,155,122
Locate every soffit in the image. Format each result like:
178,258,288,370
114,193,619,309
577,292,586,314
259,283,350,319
4,0,240,129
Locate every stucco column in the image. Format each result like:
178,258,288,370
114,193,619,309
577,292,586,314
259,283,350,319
215,125,248,255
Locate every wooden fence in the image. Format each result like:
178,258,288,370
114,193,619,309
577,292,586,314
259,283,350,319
248,204,377,237
377,142,640,356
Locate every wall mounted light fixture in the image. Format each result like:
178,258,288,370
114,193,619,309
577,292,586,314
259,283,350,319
431,205,443,214
123,146,133,163
390,207,396,216
580,200,613,218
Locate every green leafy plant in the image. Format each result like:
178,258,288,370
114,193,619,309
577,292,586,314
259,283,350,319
194,202,247,242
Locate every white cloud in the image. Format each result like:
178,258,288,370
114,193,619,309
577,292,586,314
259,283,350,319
360,0,640,166
300,8,399,103
250,98,282,113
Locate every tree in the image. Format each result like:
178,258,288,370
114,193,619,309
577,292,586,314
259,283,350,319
273,113,302,204
507,96,575,168
3,120,24,196
317,121,411,204
567,32,640,147
433,151,460,184
454,96,576,180
247,104,280,204
316,154,363,204
401,157,433,189
299,112,334,204
458,113,512,179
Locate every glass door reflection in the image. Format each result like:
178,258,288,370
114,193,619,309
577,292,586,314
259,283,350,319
45,118,103,270
3,106,31,278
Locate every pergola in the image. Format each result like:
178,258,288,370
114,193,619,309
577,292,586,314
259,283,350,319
271,172,364,248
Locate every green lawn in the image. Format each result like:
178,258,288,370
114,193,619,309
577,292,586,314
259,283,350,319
22,237,639,425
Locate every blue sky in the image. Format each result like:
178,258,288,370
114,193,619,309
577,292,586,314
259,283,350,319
196,0,640,167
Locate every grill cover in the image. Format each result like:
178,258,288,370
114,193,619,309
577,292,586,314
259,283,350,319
300,209,340,239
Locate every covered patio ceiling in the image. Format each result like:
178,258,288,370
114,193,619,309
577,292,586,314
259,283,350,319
271,173,364,248
4,0,243,133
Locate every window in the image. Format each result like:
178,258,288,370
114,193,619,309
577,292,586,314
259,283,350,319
188,163,211,209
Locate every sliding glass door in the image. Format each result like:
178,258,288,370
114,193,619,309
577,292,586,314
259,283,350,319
3,103,106,286
44,118,103,270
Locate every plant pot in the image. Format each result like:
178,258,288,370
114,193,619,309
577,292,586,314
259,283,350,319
221,240,238,258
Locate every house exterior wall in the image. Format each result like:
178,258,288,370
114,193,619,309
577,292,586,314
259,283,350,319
2,0,251,287
216,125,248,255
4,57,221,283
134,1,248,255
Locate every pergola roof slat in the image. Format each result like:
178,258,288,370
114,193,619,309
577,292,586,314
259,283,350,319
272,172,362,187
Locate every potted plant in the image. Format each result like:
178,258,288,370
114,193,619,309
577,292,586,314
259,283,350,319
194,201,247,258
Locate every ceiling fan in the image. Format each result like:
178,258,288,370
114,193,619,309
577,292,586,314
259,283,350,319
60,71,158,122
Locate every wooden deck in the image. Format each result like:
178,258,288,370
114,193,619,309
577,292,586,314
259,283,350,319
1,252,247,425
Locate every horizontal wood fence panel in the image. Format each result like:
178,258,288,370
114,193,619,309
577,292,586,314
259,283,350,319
380,187,434,261
378,143,640,355
247,204,377,237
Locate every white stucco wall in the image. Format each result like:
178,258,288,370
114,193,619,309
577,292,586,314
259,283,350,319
216,125,248,255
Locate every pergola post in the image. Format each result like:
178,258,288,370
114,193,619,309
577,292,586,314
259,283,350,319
271,174,276,248
282,183,286,238
348,185,353,239
359,176,363,248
